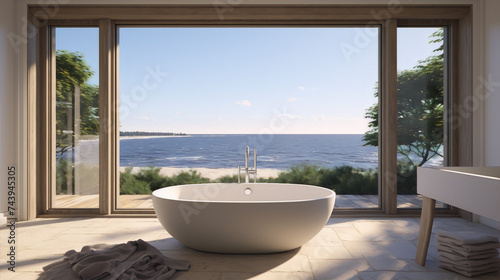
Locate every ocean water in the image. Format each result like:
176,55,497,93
119,134,379,170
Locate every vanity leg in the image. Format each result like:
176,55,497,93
416,196,436,266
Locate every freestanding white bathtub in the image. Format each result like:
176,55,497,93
152,183,335,254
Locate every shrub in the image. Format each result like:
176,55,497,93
134,167,170,191
120,168,151,195
169,170,211,186
327,166,378,194
269,164,378,195
56,158,71,194
119,167,212,194
216,174,268,183
215,174,239,183
397,160,417,194
268,164,323,186
118,164,381,195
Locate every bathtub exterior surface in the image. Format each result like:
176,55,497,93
152,183,335,254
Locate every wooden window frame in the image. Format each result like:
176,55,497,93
27,5,472,218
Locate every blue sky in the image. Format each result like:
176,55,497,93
56,27,441,134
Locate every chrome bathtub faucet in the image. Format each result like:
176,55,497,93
238,146,257,183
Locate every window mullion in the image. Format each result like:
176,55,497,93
99,19,115,215
380,19,398,214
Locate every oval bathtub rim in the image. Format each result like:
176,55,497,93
152,183,336,204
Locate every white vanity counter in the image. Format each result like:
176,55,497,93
415,166,500,265
417,166,500,221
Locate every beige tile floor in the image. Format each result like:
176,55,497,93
1,217,499,280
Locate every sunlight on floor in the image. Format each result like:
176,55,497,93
55,194,445,209
0,217,499,280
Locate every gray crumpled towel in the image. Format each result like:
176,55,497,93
41,239,190,280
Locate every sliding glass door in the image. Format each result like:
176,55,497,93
52,27,100,209
396,27,448,209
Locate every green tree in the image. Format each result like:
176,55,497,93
363,29,444,190
56,50,99,155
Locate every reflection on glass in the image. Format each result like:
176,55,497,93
396,27,446,208
117,27,380,209
54,27,99,208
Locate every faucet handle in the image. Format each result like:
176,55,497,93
253,149,257,183
237,165,241,183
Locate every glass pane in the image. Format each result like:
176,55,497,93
396,27,446,208
117,27,379,209
54,27,99,208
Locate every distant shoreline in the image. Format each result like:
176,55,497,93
119,131,188,138
119,167,283,180
120,135,190,140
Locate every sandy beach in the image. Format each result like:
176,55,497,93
119,166,283,180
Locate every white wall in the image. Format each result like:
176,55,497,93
477,0,500,230
483,0,500,166
0,0,17,225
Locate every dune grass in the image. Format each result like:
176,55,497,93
119,164,382,195
56,160,415,195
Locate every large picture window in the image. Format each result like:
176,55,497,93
117,27,380,209
30,5,472,217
